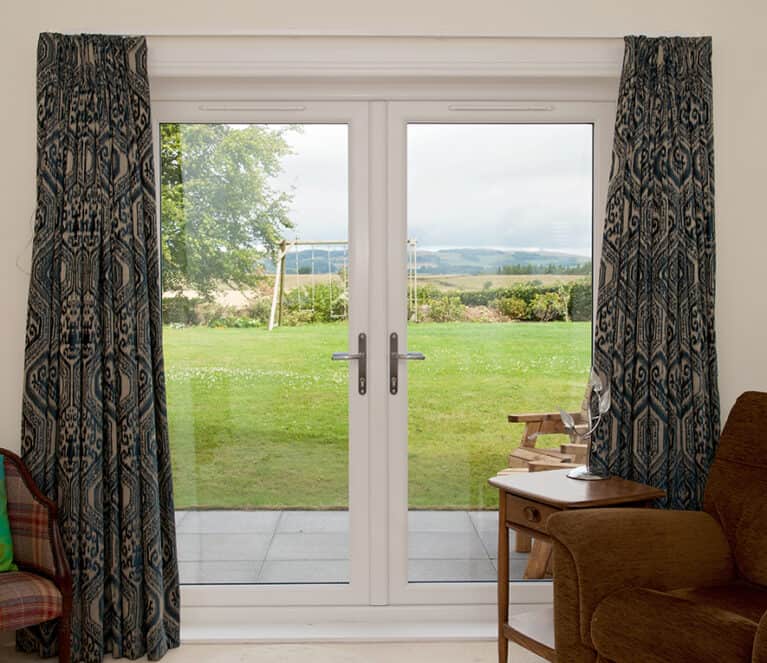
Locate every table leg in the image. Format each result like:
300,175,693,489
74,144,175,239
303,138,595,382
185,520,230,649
498,496,509,663
523,539,552,580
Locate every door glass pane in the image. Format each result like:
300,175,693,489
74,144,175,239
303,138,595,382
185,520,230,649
406,124,593,582
160,123,351,584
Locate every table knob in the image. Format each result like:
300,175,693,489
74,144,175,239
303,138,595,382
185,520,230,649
523,506,541,523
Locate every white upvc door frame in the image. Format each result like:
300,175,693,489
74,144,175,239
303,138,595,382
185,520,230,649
151,97,614,613
385,100,615,606
152,100,373,608
148,37,620,636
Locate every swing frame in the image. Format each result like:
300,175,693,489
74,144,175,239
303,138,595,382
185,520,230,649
268,239,419,330
268,239,349,330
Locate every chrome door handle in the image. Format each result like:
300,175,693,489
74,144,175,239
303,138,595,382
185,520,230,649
395,352,425,361
389,332,425,395
332,332,367,395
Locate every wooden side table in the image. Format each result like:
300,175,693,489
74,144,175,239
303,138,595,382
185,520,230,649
488,469,665,662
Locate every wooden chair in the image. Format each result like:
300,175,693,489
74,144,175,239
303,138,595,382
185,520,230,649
501,406,590,578
0,448,71,662
506,410,589,469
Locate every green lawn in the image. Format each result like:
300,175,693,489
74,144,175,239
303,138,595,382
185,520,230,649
164,321,591,510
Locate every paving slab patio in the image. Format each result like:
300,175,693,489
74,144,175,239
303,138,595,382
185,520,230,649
176,510,530,584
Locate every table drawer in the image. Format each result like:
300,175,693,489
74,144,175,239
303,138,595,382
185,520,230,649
505,495,559,534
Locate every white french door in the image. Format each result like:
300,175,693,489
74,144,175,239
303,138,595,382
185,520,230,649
153,101,373,606
152,97,612,612
383,101,613,605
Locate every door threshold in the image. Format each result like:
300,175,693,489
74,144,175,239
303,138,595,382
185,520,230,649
181,603,546,643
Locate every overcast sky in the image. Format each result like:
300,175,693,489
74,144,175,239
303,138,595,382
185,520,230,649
270,122,592,256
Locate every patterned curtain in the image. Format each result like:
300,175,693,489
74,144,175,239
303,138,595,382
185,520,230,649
592,36,719,510
19,33,180,661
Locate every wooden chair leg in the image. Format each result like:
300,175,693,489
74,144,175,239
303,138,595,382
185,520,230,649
514,531,532,553
58,589,72,663
58,621,71,663
523,539,552,580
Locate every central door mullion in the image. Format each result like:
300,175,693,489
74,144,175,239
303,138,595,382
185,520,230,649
346,101,372,602
366,100,391,605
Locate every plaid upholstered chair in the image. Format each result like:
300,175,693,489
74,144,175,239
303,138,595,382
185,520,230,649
0,448,71,662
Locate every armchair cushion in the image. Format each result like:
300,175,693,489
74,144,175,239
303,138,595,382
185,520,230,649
0,571,62,631
668,580,767,623
0,457,17,572
548,508,734,647
591,587,758,663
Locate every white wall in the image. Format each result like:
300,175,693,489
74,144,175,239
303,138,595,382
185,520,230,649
1,0,766,452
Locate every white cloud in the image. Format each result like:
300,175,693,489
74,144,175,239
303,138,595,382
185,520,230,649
269,122,592,256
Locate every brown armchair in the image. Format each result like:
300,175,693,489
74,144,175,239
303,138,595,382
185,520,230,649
547,391,767,663
0,448,71,662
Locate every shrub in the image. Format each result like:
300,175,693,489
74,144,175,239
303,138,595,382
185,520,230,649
283,283,347,323
207,316,261,329
459,282,561,307
529,291,569,321
196,302,237,326
408,285,443,320
280,309,315,326
410,285,441,302
162,295,202,325
496,296,529,320
568,280,593,321
426,296,466,322
242,298,272,325
458,289,497,306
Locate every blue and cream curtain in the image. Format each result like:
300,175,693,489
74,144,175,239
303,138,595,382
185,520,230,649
19,33,180,661
592,36,719,510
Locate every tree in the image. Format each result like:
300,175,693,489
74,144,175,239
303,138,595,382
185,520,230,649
160,123,295,299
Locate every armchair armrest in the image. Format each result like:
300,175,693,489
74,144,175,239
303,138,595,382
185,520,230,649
548,508,734,649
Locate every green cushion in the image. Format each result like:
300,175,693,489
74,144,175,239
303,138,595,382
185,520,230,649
0,456,18,572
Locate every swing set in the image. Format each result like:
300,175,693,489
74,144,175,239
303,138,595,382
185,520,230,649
268,238,421,330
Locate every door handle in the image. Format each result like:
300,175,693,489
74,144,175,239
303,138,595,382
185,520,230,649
332,332,367,395
395,352,426,361
389,332,425,395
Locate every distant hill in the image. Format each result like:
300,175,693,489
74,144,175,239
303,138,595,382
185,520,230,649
263,247,590,276
414,248,590,275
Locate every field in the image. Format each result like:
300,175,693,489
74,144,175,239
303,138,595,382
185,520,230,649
166,273,584,308
164,321,591,510
414,273,584,291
